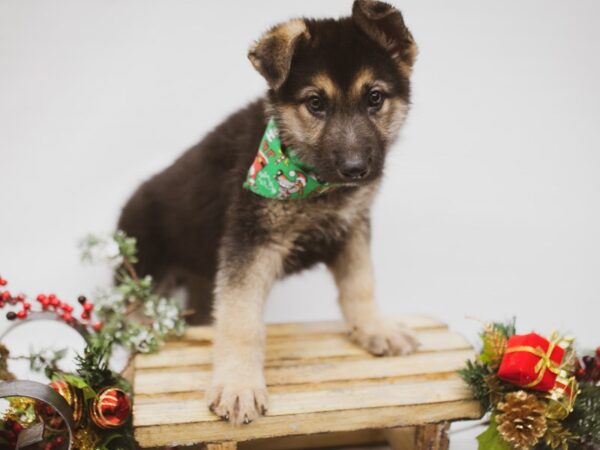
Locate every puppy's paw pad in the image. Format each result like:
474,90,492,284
351,321,420,356
207,382,268,425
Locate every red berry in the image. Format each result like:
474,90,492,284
44,443,53,450
23,302,31,310
16,310,26,319
62,312,72,321
596,347,600,358
50,297,59,307
0,301,4,308
15,295,24,302
54,436,65,445
6,311,16,320
0,278,7,286
81,312,89,320
92,322,103,332
11,422,22,433
1,292,10,301
83,303,94,312
37,294,46,303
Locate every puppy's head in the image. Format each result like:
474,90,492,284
249,0,417,185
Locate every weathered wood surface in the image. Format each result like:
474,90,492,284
133,315,481,448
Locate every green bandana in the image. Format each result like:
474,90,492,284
243,118,334,200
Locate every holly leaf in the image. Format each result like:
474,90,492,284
477,416,511,450
54,373,97,400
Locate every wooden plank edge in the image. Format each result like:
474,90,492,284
134,400,483,448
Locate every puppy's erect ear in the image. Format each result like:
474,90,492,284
352,0,417,76
248,19,310,90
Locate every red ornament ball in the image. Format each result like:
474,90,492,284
90,387,132,429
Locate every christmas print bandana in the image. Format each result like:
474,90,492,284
243,117,334,200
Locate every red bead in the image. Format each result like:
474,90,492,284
23,302,31,310
37,294,46,302
83,303,94,312
93,322,103,332
16,310,26,319
0,278,7,286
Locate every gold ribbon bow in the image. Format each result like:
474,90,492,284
504,331,564,388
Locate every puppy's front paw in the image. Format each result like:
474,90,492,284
350,319,420,356
206,374,268,425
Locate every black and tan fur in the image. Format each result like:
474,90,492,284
118,0,418,425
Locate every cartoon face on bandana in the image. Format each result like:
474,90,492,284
243,118,335,200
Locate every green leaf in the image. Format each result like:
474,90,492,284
54,373,97,400
477,416,511,450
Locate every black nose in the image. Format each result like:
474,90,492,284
339,158,369,180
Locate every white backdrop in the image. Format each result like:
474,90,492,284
1,0,599,436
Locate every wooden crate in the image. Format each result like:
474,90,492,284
132,315,482,449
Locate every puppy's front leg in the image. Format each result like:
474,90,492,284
329,223,419,356
207,247,283,425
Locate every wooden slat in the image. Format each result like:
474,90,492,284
134,400,482,447
134,376,472,427
135,329,470,370
182,314,447,342
239,429,386,450
134,349,475,395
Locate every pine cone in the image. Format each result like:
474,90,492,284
543,419,574,450
496,390,548,449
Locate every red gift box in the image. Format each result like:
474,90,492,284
498,332,565,392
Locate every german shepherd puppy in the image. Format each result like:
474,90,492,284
118,0,418,424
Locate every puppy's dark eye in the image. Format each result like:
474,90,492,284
367,89,384,110
306,94,325,116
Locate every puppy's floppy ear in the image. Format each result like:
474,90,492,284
352,0,417,76
248,19,310,90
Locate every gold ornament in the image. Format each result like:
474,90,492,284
543,419,574,450
496,390,548,449
90,387,132,429
546,372,579,420
74,426,100,450
480,324,508,369
35,380,84,432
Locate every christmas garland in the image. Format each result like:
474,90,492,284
460,320,600,450
0,231,187,449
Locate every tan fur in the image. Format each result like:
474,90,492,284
328,222,419,356
207,246,288,425
372,97,409,142
277,104,323,147
248,19,310,89
351,67,376,98
311,72,340,100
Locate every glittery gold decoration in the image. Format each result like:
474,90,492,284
496,390,548,449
